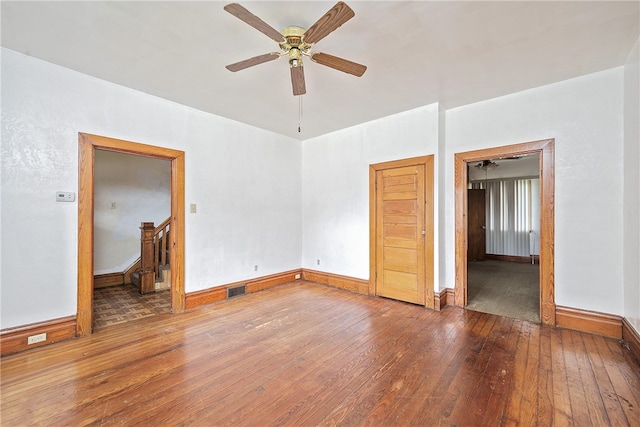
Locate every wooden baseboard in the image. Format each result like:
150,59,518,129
94,272,125,288
246,269,301,294
434,289,445,311
95,259,141,288
622,317,640,363
124,259,141,285
435,288,455,310
301,269,369,295
485,254,539,264
1,316,76,356
185,269,302,310
556,306,622,339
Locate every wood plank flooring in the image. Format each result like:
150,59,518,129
1,281,639,426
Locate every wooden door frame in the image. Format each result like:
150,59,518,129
77,133,185,336
454,138,555,325
369,155,435,309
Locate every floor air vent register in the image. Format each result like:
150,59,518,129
227,284,247,299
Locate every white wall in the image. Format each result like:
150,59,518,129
301,104,440,281
94,150,170,274
445,68,625,315
623,37,640,333
1,45,634,329
1,48,301,328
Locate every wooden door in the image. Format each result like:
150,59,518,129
375,164,426,305
467,189,486,261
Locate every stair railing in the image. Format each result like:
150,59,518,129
138,217,171,294
154,217,171,280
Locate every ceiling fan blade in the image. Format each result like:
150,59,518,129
224,3,285,43
311,52,366,77
290,65,306,96
226,52,280,72
303,1,355,45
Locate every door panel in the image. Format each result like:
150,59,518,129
468,189,486,261
383,247,418,273
375,165,426,305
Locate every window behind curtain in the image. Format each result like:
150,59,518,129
471,178,540,256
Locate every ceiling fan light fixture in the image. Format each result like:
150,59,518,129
288,48,303,67
476,160,499,170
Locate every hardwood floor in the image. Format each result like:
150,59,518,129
2,281,639,426
93,283,170,329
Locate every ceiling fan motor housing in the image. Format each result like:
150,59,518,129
281,26,310,68
281,26,307,46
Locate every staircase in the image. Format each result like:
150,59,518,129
131,218,171,294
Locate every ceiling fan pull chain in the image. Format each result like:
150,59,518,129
298,95,303,133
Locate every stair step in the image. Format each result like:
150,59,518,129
130,265,170,291
130,270,141,287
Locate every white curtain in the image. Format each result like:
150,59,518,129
472,179,539,256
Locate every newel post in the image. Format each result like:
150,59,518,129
140,222,155,294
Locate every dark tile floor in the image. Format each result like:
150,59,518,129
93,284,170,329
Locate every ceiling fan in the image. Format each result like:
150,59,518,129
475,160,500,170
224,2,367,96
475,156,524,170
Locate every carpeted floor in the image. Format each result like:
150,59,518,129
467,259,540,323
93,284,171,330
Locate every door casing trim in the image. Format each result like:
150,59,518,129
77,133,185,336
453,139,555,325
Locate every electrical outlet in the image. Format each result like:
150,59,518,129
254,265,258,271
27,333,47,345
295,273,301,279
317,259,320,265
111,202,116,209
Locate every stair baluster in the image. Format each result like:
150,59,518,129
154,218,171,281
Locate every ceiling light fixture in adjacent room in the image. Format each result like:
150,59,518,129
475,160,500,171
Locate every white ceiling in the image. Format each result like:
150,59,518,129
2,1,638,140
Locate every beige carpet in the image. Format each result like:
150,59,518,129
467,259,540,323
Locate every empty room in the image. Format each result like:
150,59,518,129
1,1,639,426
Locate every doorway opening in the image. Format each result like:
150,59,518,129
454,139,555,326
77,133,185,336
92,150,172,329
466,154,540,322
